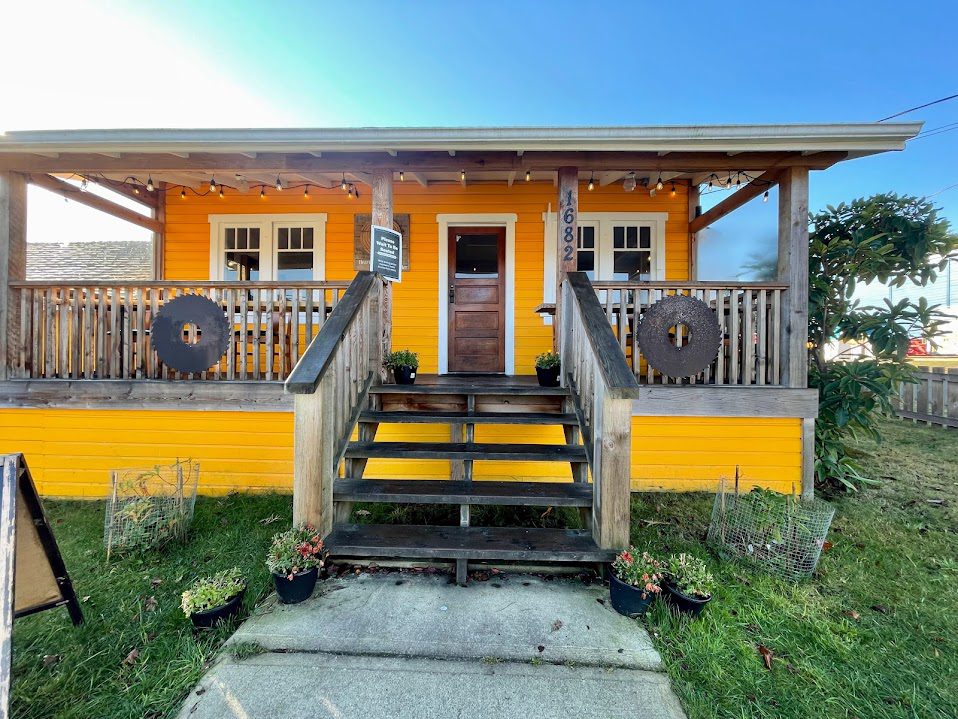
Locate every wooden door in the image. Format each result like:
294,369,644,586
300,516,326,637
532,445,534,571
447,227,506,373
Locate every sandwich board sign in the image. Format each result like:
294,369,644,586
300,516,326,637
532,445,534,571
370,224,402,283
1,454,83,719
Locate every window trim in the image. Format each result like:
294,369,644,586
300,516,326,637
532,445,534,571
208,213,327,281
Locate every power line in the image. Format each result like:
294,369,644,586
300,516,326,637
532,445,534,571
912,121,958,141
925,181,958,199
877,93,958,122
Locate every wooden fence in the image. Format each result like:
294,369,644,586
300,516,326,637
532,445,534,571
590,281,787,385
895,367,958,428
9,281,350,381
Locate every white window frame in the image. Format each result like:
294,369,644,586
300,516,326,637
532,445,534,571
542,211,667,306
209,213,327,281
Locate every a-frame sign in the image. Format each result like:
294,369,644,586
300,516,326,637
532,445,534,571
1,454,82,718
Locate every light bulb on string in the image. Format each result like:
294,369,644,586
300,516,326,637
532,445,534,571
347,185,353,199
146,176,154,192
399,170,405,182
670,182,676,197
210,177,217,193
655,175,664,191
763,189,769,203
735,175,742,188
460,169,466,182
275,177,283,191
180,188,186,200
707,176,714,190
341,176,348,191
587,173,595,191
260,187,266,199
724,174,732,189
219,187,225,198
132,183,140,195
304,185,310,199
80,178,88,191
525,170,531,182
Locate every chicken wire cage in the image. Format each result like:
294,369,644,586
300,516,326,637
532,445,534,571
104,460,199,558
706,474,835,582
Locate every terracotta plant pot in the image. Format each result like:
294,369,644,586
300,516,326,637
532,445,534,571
189,589,246,629
393,366,417,384
273,567,318,604
609,574,657,617
663,581,711,616
535,365,560,387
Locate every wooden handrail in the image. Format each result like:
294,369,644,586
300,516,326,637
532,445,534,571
590,280,787,290
285,272,378,394
10,280,350,289
563,272,640,399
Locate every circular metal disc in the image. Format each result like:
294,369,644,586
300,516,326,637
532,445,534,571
150,294,230,374
637,295,722,378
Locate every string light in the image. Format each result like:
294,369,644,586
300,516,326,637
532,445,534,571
670,182,676,197
80,178,88,191
354,186,360,199
260,187,266,199
707,175,714,189
763,189,770,202
180,188,186,200
347,185,353,199
275,177,283,191
146,176,154,192
724,174,732,189
133,185,140,195
399,170,405,182
460,169,466,182
655,175,664,191
341,175,348,191
623,172,637,192
304,185,310,199
587,173,595,191
525,170,531,182
219,186,225,198
735,175,742,188
210,177,217,193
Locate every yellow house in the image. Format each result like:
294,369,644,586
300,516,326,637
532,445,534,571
0,124,920,575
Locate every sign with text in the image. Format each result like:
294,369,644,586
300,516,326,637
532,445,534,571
370,225,403,282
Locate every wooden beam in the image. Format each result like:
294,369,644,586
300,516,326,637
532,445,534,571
27,174,163,233
407,171,428,187
777,166,810,389
0,173,27,381
688,170,779,234
506,170,516,187
0,150,849,174
81,176,159,210
598,171,628,187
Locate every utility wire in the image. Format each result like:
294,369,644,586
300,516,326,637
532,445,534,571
877,93,958,122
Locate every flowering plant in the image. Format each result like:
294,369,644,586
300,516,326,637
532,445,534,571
611,547,664,599
266,524,328,579
181,567,246,617
665,553,715,599
535,351,561,370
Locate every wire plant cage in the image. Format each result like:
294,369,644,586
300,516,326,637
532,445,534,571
104,460,199,559
706,469,835,582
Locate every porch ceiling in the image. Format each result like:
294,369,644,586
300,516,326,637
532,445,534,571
0,123,922,189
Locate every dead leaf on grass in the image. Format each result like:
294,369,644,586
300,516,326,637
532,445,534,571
150,578,163,588
757,645,774,670
844,609,861,621
122,649,140,666
42,654,61,668
871,604,889,615
822,541,833,552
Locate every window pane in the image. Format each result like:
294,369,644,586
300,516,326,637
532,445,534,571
291,227,302,250
576,250,595,279
224,251,260,281
276,251,313,281
612,250,651,281
626,226,638,248
640,226,651,249
613,226,624,249
578,226,595,249
225,228,235,250
250,228,260,249
237,228,248,249
303,227,314,249
278,227,288,250
455,233,499,278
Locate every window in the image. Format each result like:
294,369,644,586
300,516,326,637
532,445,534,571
611,224,653,281
576,224,597,279
210,214,326,281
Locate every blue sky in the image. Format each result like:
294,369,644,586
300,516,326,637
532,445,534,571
3,0,956,277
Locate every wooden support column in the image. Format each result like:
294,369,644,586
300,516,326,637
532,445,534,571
555,167,578,350
591,389,632,549
371,169,393,378
688,183,701,280
0,172,27,381
777,166,809,389
292,372,336,533
153,182,167,280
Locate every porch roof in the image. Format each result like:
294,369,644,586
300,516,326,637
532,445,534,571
0,122,923,189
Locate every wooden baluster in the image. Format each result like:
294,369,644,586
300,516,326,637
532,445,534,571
123,286,133,380
149,286,159,378
304,287,314,346
631,287,641,379
730,288,740,385
290,287,300,373
57,287,68,378
226,288,236,381
135,287,146,379
31,289,42,378
757,289,767,386
239,288,248,380
264,288,275,381
743,289,754,385
772,289,781,385
252,288,261,380
715,290,726,385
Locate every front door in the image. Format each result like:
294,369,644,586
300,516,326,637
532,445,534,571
447,226,506,373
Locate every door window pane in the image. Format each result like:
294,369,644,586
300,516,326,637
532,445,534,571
612,250,651,281
224,251,260,281
455,233,499,278
576,226,596,280
276,251,313,281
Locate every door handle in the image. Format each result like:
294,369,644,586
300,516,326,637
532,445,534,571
449,284,456,304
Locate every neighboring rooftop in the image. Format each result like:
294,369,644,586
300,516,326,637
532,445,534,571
26,240,152,281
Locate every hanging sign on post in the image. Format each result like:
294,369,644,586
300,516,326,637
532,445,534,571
370,225,402,283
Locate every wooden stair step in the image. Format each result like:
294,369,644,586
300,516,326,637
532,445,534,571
370,384,568,396
360,410,578,425
327,523,614,562
335,478,592,506
344,442,587,462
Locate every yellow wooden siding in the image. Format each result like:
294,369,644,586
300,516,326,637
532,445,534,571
2,409,801,498
164,181,690,374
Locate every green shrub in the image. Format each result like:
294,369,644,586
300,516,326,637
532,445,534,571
180,567,246,617
535,351,560,369
612,547,664,598
385,349,419,370
665,553,715,599
266,524,328,579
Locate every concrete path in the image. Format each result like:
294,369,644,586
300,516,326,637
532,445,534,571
177,571,688,719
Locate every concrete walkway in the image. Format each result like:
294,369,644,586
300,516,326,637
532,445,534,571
177,571,688,719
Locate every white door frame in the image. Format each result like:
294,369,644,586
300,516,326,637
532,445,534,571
437,213,517,375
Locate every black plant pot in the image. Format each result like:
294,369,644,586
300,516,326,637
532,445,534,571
609,574,657,618
393,366,417,385
273,567,318,604
663,581,711,616
536,365,560,387
190,589,246,629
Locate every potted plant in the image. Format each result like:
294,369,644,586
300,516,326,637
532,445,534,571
181,567,247,629
266,524,328,604
609,547,664,617
663,553,715,616
535,351,561,387
386,349,419,385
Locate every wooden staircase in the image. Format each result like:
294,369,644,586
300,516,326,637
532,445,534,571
328,380,614,583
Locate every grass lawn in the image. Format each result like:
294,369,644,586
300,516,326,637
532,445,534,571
9,418,957,718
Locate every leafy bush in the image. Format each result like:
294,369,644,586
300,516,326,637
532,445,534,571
535,351,560,370
612,547,664,598
385,349,419,370
266,524,328,579
180,567,246,617
665,553,715,599
808,194,957,491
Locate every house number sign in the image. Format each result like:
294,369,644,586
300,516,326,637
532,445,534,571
559,188,577,270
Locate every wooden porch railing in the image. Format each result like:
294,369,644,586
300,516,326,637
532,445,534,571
285,272,386,532
560,272,640,550
8,280,350,381
590,281,788,386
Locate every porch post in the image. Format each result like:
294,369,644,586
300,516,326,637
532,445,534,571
371,169,393,376
555,167,578,350
777,166,814,499
152,181,166,280
688,183,701,280
0,172,27,381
